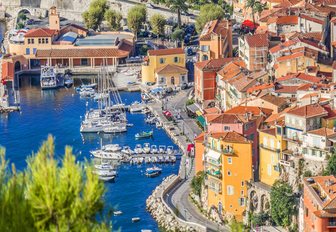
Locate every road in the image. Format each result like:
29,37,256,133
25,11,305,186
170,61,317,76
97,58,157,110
150,89,229,232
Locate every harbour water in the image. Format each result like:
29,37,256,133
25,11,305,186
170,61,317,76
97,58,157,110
0,77,180,231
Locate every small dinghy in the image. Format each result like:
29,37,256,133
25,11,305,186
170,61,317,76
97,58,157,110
132,217,141,223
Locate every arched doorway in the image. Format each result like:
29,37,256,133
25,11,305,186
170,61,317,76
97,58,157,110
14,61,21,72
250,190,258,212
218,202,223,216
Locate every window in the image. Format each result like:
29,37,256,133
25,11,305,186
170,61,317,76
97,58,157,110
267,164,272,176
38,38,41,44
239,198,245,206
28,39,31,44
46,38,49,43
228,157,232,164
42,38,45,43
81,58,88,66
224,126,230,131
159,58,165,64
33,48,37,54
181,76,185,82
287,61,291,67
241,181,244,187
263,137,268,146
270,139,274,149
277,126,282,135
241,190,244,196
25,48,30,55
227,171,231,176
227,185,234,195
31,39,34,44
174,57,179,63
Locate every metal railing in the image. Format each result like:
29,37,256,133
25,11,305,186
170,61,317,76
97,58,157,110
260,143,280,153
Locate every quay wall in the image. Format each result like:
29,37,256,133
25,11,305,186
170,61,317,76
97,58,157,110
146,174,206,232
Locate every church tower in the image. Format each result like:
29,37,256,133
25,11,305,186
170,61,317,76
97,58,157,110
49,6,60,31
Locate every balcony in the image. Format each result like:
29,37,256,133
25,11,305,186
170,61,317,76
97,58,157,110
205,143,235,155
207,169,222,180
283,135,302,144
207,158,222,167
208,185,222,194
260,143,280,153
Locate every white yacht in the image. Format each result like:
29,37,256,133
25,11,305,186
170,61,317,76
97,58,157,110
134,144,143,154
167,146,174,155
40,66,58,90
143,143,151,154
103,124,127,133
129,101,146,113
159,145,166,154
150,145,158,154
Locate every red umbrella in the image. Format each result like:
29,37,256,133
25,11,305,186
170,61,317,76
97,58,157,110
242,20,259,29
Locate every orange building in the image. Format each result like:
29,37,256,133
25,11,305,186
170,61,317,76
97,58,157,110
205,132,253,221
198,19,232,61
303,176,336,232
194,132,205,174
194,58,235,109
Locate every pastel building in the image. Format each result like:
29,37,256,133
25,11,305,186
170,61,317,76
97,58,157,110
204,132,252,221
141,48,188,87
303,176,336,232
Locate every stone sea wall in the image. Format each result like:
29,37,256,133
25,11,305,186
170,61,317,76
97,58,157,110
146,174,206,232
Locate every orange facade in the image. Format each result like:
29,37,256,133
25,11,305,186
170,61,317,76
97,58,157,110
194,133,205,173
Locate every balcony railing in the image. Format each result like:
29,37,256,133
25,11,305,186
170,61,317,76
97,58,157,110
260,143,280,153
206,158,221,167
283,135,302,144
207,170,222,179
205,143,235,155
208,185,222,194
279,160,291,167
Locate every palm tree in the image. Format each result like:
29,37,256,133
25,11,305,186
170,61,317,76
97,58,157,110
165,0,188,28
245,0,266,29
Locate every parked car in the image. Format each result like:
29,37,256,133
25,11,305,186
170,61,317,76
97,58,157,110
181,83,188,90
146,82,155,86
232,23,241,31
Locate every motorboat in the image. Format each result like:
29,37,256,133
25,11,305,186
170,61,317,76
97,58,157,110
145,166,162,177
167,146,174,155
143,143,151,154
64,74,73,88
40,65,59,90
156,121,162,128
150,145,158,154
103,144,122,152
93,169,117,177
135,130,153,139
145,117,156,124
132,217,141,223
126,123,134,127
159,145,166,154
134,144,143,154
130,101,146,113
99,175,115,182
76,83,97,91
103,125,127,133
94,163,114,170
114,211,123,216
121,146,133,155
90,151,123,160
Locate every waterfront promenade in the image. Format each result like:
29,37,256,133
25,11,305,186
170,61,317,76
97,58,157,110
147,89,229,231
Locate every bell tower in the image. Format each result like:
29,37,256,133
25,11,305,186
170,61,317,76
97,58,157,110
49,6,60,31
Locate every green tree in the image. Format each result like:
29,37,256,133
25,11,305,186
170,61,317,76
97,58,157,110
195,4,225,32
171,28,185,47
230,219,245,232
152,0,187,27
270,180,296,228
191,171,205,199
127,5,147,38
150,14,166,36
245,0,266,28
104,9,122,31
0,136,110,232
324,153,336,175
82,0,109,31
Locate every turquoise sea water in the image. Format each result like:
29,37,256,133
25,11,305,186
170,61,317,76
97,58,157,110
0,77,180,231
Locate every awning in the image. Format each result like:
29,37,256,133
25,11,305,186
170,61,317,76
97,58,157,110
196,110,203,116
187,143,194,152
197,115,206,128
186,103,199,114
206,149,221,160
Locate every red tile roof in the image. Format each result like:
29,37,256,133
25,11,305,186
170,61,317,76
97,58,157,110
245,33,269,47
209,113,248,124
308,127,336,137
300,14,325,25
195,58,236,71
24,28,57,37
247,83,274,94
194,132,205,142
276,73,321,83
199,19,230,41
323,105,336,119
155,64,187,75
210,131,251,143
286,104,328,118
260,128,277,136
275,15,298,25
225,106,273,116
274,85,299,93
260,94,288,106
147,48,184,56
269,39,297,54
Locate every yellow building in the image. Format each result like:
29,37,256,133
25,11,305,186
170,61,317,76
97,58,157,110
204,132,252,221
259,127,286,186
141,48,188,86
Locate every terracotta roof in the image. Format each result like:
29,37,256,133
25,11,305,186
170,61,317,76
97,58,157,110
245,33,269,47
276,73,321,84
322,105,336,119
155,64,187,75
204,107,221,114
247,83,274,94
210,131,251,143
209,113,248,124
24,28,57,37
217,60,246,80
148,48,184,56
195,58,236,71
286,104,328,118
260,94,288,106
308,128,336,137
274,85,299,93
35,47,131,58
276,47,318,62
194,132,205,142
199,19,230,41
301,92,320,99
260,128,276,136
269,39,297,54
274,15,298,25
225,106,273,116
314,0,336,5
300,14,325,25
